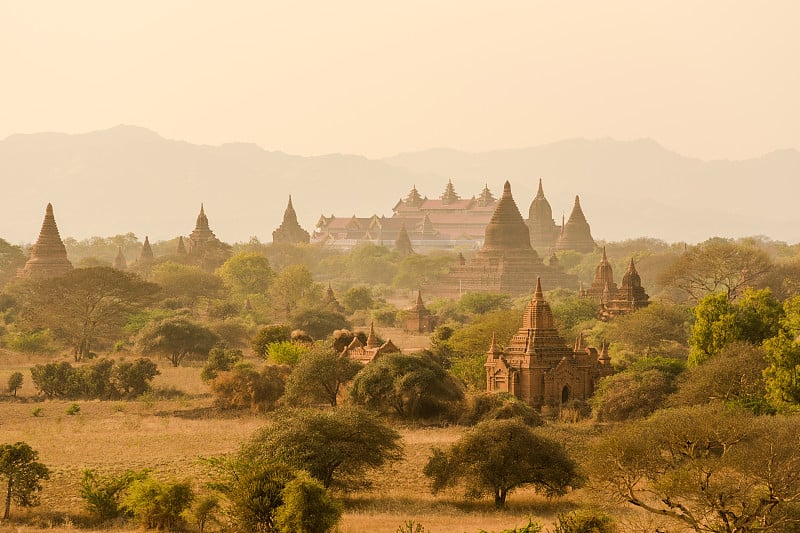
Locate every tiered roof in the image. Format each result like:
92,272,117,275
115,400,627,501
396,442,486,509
556,196,596,253
273,196,311,244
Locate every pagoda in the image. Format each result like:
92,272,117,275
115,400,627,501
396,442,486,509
112,247,128,270
555,196,596,253
321,283,345,314
598,258,650,320
340,322,400,364
404,290,435,333
582,247,618,303
185,204,232,269
19,203,73,278
445,181,578,294
394,224,414,256
273,196,310,244
485,278,613,409
527,179,558,250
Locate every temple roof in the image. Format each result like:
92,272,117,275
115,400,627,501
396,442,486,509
138,236,154,263
440,179,461,205
394,224,414,255
273,195,311,244
476,184,496,207
555,196,596,253
504,277,574,358
528,178,554,221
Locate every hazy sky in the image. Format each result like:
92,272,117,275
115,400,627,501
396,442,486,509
1,1,798,159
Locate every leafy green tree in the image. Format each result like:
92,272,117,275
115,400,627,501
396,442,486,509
267,340,309,366
205,457,341,533
269,265,315,315
113,358,160,397
0,442,50,519
458,292,511,315
458,392,543,427
217,252,275,296
7,372,23,396
590,357,685,422
284,344,363,406
289,308,350,340
658,238,773,301
273,472,342,533
0,238,26,288
201,348,243,381
135,317,220,366
243,406,403,490
606,302,691,356
392,253,452,290
123,477,194,531
587,405,800,533
341,286,375,313
547,289,598,336
424,419,581,507
763,295,800,409
251,324,292,357
13,267,159,360
350,353,464,418
80,468,149,521
671,342,770,412
150,261,224,303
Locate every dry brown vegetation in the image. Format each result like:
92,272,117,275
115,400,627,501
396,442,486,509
0,350,642,533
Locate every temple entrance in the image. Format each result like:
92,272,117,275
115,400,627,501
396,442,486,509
561,385,570,404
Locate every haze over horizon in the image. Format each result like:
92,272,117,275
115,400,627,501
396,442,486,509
1,1,798,160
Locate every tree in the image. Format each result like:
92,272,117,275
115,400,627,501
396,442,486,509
135,317,220,366
590,357,685,422
423,419,581,507
0,442,50,519
205,457,341,533
7,372,23,397
587,405,800,533
341,286,374,313
80,468,149,521
210,363,288,413
349,353,464,418
458,292,511,315
123,477,194,531
606,302,691,357
13,267,159,360
671,342,770,412
201,347,243,381
251,324,292,357
763,295,800,409
150,261,224,304
217,252,275,296
284,344,363,406
267,340,309,365
0,238,26,288
269,265,315,315
289,308,350,340
392,252,453,290
243,406,403,490
658,238,773,301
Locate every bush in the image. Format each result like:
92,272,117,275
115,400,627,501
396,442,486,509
7,372,23,396
210,363,289,413
80,468,149,521
251,324,292,357
459,392,543,427
4,329,54,354
202,348,243,381
267,341,308,366
66,403,81,415
273,472,342,533
123,477,194,531
551,510,616,533
30,359,160,400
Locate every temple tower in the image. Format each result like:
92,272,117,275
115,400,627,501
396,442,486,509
583,247,618,303
185,204,231,269
600,258,650,319
476,184,496,208
137,236,154,265
527,179,558,250
273,196,311,244
19,203,73,278
404,290,435,333
113,247,127,270
485,278,613,409
394,224,414,256
322,283,345,314
555,196,596,253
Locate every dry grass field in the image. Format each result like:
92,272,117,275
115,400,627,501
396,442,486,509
0,349,648,533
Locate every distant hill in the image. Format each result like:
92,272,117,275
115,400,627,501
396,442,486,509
1,126,798,245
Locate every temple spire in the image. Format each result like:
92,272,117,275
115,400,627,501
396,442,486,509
176,236,187,255
113,247,127,270
366,322,379,348
273,195,311,244
19,203,73,278
533,277,544,301
138,236,154,263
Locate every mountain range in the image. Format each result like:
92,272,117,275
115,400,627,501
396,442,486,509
1,125,797,246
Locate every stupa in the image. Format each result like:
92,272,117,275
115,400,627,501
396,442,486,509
445,181,578,295
19,203,73,278
394,224,414,256
583,247,617,303
112,247,128,270
527,179,558,250
555,196,596,253
273,196,310,244
321,283,345,314
598,258,650,319
404,290,435,333
485,278,613,409
185,204,232,269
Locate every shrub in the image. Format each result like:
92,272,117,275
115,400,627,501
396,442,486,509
66,403,81,415
201,348,243,381
551,510,616,533
273,472,342,533
458,392,543,427
123,477,194,531
210,363,289,413
30,359,159,400
4,329,54,354
7,372,23,396
267,341,308,366
251,324,292,357
80,468,149,521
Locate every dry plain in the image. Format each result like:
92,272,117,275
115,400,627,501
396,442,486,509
0,349,636,533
